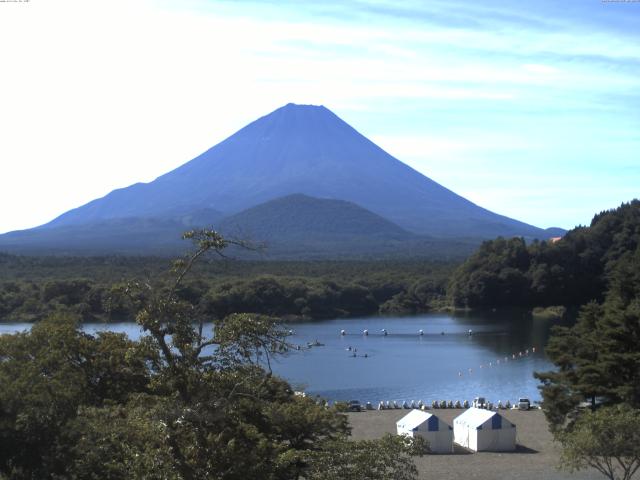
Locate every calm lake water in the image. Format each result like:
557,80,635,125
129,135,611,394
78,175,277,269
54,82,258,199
0,310,561,405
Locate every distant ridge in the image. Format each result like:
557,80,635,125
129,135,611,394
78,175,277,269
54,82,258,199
0,103,563,256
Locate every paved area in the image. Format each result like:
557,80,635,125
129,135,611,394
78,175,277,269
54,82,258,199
347,409,602,480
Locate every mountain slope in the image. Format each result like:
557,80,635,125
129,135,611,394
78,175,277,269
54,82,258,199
219,194,411,242
40,103,552,239
216,194,477,260
0,209,223,255
0,195,478,259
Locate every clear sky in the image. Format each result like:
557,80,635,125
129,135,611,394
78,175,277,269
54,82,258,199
1,0,638,234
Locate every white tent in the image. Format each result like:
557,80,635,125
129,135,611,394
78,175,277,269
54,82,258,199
396,409,453,453
453,407,516,452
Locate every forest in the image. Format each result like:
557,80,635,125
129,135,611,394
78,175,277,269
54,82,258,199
1,203,640,478
0,255,454,323
448,200,640,309
2,201,640,324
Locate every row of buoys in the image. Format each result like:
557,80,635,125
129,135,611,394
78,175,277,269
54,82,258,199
374,399,518,410
457,347,537,377
339,328,472,336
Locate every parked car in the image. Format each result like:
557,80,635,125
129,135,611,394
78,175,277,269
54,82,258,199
472,397,487,409
517,398,531,410
347,400,362,412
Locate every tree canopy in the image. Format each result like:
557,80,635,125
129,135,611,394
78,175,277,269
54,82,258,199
535,243,640,431
448,200,640,309
558,405,640,480
0,229,425,479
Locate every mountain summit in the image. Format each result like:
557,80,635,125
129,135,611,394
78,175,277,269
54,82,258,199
1,103,557,255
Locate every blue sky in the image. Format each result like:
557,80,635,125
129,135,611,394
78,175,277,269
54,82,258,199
0,0,638,233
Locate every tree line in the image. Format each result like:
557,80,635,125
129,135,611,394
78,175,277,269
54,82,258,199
448,200,640,309
0,257,453,323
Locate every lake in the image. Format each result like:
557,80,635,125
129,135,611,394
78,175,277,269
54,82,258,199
0,310,561,405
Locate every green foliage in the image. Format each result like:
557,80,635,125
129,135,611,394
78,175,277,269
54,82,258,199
0,231,424,479
449,200,640,308
558,405,640,480
303,434,426,480
536,243,640,430
0,313,151,478
0,255,455,323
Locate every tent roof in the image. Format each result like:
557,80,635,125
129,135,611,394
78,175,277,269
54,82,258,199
454,407,501,428
396,409,433,429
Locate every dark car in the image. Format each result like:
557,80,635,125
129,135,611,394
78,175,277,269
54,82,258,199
347,400,362,412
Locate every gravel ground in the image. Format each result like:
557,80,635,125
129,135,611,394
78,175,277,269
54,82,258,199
347,409,603,480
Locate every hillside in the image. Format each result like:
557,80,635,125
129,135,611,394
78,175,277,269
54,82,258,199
0,208,222,255
217,194,477,260
0,103,562,258
448,200,640,308
219,194,411,241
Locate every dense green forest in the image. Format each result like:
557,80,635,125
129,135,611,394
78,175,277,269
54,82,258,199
536,240,640,427
531,209,640,479
0,255,455,323
448,200,640,309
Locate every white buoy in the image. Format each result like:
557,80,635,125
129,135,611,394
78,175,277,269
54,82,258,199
363,329,368,336
381,329,388,336
340,329,346,336
418,329,424,336
468,329,473,336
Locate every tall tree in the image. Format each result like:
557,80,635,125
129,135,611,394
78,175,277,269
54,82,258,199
536,245,640,431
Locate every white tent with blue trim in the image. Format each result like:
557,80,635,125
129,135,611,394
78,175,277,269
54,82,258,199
453,407,516,452
396,409,453,453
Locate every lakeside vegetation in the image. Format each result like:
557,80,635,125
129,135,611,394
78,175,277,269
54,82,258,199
0,230,426,480
1,202,640,478
448,200,640,310
2,201,640,326
0,256,455,323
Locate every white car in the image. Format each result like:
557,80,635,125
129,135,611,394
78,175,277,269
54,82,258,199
517,398,531,410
